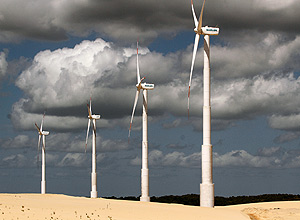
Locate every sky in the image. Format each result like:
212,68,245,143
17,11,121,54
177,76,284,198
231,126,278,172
0,0,300,198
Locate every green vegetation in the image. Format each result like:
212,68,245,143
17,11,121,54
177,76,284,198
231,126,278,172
105,194,300,206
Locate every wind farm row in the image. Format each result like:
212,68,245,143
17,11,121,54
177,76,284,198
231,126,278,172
33,0,219,208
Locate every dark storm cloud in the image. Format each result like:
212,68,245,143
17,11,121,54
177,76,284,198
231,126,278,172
0,0,190,43
0,0,68,42
1,0,300,43
204,0,300,36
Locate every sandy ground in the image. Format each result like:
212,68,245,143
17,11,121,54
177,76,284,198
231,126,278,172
225,201,300,220
0,194,299,220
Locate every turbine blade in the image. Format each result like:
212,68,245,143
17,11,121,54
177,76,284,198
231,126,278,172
198,0,206,33
85,119,91,153
35,123,42,135
35,123,40,131
128,90,140,138
137,41,141,83
188,34,200,119
40,112,45,132
140,76,146,85
90,98,92,115
87,104,92,118
191,0,199,28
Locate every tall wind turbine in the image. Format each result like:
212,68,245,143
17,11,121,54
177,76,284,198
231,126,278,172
188,0,219,207
35,113,49,194
129,41,154,202
85,97,101,198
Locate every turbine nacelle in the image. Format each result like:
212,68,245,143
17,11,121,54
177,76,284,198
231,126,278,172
141,83,154,90
42,131,49,136
136,82,155,90
35,122,49,136
194,26,220,35
202,26,219,35
88,115,101,120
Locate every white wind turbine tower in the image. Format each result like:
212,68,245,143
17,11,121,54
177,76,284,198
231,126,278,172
129,41,154,202
35,113,49,194
85,97,101,198
188,0,219,207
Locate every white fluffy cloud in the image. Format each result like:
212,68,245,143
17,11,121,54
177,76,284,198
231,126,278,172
0,51,8,80
58,153,87,167
269,114,300,131
214,150,278,168
0,135,33,148
212,73,300,119
131,149,200,168
44,133,129,153
130,147,300,169
11,32,300,133
1,154,28,167
274,132,300,143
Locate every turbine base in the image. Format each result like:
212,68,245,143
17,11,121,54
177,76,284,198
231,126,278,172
140,196,150,202
90,191,98,198
141,168,149,201
41,180,46,194
200,183,214,207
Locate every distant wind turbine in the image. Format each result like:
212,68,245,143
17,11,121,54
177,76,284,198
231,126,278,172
129,41,154,202
85,97,101,198
188,0,219,207
35,113,49,194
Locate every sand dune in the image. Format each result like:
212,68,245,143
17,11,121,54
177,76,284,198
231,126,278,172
0,194,299,220
225,201,300,220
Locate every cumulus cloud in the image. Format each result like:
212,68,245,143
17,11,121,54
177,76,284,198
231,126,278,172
214,150,277,168
131,149,201,168
1,154,29,167
0,135,33,149
0,133,129,166
12,39,140,131
130,147,300,169
12,38,187,131
213,147,300,168
0,51,8,80
58,153,86,167
212,73,300,119
274,132,300,143
269,114,300,131
213,34,300,79
11,35,300,133
42,133,129,153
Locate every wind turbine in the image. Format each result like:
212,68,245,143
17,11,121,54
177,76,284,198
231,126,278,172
188,0,219,208
129,41,154,202
35,113,49,194
85,97,101,198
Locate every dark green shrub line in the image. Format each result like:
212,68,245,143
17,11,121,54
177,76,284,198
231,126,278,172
105,194,300,206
